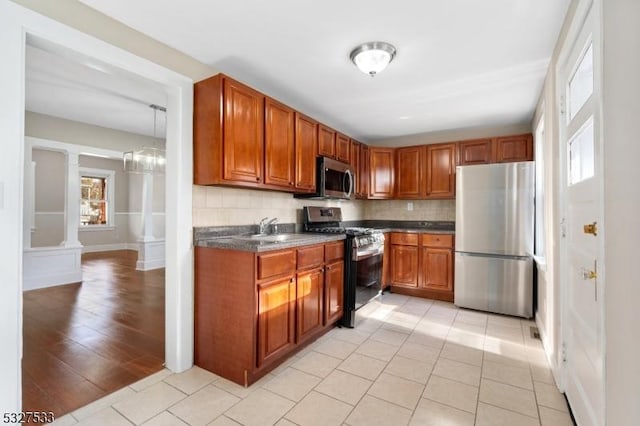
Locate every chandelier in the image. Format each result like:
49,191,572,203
123,104,166,174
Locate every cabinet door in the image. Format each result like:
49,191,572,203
420,247,453,292
390,245,419,287
350,140,360,169
336,133,351,163
426,143,456,199
395,146,425,199
294,113,317,192
324,260,344,325
265,98,295,189
296,268,324,343
223,78,264,183
318,125,336,158
458,138,493,165
495,134,533,163
359,145,370,198
257,276,296,367
369,148,395,199
382,233,391,290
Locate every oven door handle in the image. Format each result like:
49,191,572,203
353,246,384,261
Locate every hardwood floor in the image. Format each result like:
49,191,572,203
22,250,165,418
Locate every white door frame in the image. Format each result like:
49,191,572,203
556,0,605,421
0,0,194,412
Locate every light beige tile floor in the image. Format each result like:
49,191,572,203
53,295,574,426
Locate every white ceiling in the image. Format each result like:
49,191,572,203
25,36,167,138
78,0,570,143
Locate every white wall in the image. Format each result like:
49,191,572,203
26,115,166,250
531,0,579,379
602,0,640,423
26,111,164,152
371,123,532,147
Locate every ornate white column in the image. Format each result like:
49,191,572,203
136,171,165,271
23,145,33,249
139,172,155,242
61,151,82,248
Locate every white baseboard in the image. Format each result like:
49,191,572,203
81,243,130,253
23,246,82,291
535,313,564,389
136,240,165,271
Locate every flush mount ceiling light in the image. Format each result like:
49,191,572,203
350,41,397,77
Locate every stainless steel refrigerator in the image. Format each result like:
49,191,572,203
454,162,534,318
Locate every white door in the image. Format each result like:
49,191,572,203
558,2,604,425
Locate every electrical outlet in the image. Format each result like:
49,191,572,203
407,202,413,211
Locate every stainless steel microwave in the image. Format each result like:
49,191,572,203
295,156,354,200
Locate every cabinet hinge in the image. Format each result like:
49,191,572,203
560,95,566,115
562,342,568,363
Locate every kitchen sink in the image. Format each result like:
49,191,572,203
233,233,315,243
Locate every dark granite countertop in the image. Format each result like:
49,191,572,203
193,220,453,252
345,220,455,234
194,224,345,252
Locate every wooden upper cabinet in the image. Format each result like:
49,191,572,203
359,144,370,199
193,74,264,185
495,133,533,163
294,113,318,192
317,125,336,158
458,138,494,165
223,78,264,183
396,146,426,199
350,140,360,191
426,143,456,199
369,147,395,199
264,98,295,189
335,133,351,163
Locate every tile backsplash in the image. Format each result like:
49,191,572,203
363,199,455,221
193,186,364,226
193,186,455,226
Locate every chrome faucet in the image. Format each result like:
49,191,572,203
267,217,279,234
258,217,279,234
258,217,269,235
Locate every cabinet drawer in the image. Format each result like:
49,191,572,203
257,250,296,280
390,233,418,246
325,241,345,262
297,245,324,270
421,234,453,248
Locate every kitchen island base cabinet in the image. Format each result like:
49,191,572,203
195,240,344,386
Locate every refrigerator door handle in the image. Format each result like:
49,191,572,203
455,251,531,261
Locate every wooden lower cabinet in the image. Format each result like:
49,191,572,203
390,245,419,288
296,267,324,344
324,260,344,324
195,240,344,386
257,276,296,367
390,232,454,302
421,248,453,292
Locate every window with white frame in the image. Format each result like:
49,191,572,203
534,115,546,260
79,168,114,227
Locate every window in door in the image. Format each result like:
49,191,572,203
568,43,593,121
79,168,114,227
568,118,595,185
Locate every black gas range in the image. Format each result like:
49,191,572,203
303,206,384,328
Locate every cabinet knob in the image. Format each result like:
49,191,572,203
256,177,260,181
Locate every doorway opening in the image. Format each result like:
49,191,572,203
21,35,171,417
